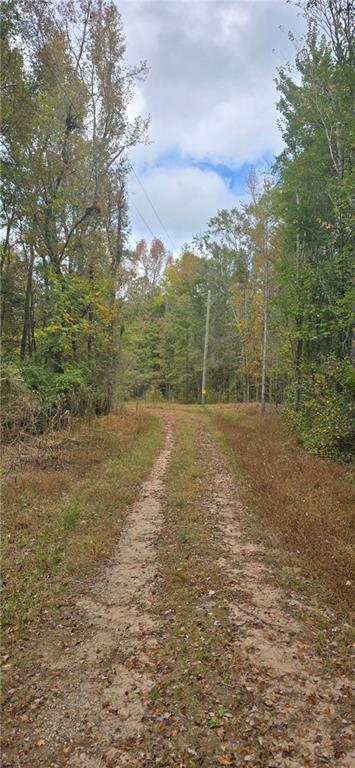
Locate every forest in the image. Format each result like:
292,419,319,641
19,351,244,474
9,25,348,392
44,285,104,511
2,2,355,766
1,0,354,459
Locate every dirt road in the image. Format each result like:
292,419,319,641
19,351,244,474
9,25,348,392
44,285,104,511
2,411,354,767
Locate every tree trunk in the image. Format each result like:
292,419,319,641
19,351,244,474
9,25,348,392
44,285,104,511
102,181,126,414
20,245,35,359
293,213,302,412
103,375,113,415
261,254,269,414
1,296,7,336
242,370,247,402
293,330,302,411
269,372,273,404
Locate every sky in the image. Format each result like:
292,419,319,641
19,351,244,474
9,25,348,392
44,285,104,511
119,0,305,253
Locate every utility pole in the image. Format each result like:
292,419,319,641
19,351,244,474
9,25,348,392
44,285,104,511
201,289,211,405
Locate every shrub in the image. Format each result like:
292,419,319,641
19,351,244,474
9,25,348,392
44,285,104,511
1,362,95,440
145,385,165,403
285,359,355,460
1,363,41,439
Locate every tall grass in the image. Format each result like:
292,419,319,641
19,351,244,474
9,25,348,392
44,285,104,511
211,406,355,620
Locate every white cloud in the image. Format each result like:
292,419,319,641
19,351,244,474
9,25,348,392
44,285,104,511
120,1,305,247
129,165,238,253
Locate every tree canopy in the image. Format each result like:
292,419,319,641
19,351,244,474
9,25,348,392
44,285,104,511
1,0,354,458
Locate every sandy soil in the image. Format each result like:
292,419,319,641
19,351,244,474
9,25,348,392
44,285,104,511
202,431,354,768
3,416,174,768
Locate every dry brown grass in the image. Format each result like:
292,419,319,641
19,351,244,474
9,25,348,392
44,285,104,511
2,412,142,528
1,410,163,633
210,407,355,620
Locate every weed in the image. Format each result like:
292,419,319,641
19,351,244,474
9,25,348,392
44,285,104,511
210,407,355,621
150,686,159,703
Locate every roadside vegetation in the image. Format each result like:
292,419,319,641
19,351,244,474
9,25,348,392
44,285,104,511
2,0,354,462
1,0,149,434
2,410,163,636
209,405,355,624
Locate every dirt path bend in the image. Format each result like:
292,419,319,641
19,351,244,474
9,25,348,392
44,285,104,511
17,415,175,768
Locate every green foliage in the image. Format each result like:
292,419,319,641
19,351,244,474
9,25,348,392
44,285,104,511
285,359,355,459
1,0,148,435
21,362,91,413
273,1,354,459
1,361,94,438
121,0,354,462
1,362,41,437
145,385,165,403
1,0,353,461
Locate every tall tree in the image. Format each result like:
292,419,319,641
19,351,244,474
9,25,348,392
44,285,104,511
275,0,354,454
1,0,149,429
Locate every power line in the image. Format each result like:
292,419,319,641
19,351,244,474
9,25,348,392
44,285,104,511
131,168,177,252
129,196,158,241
